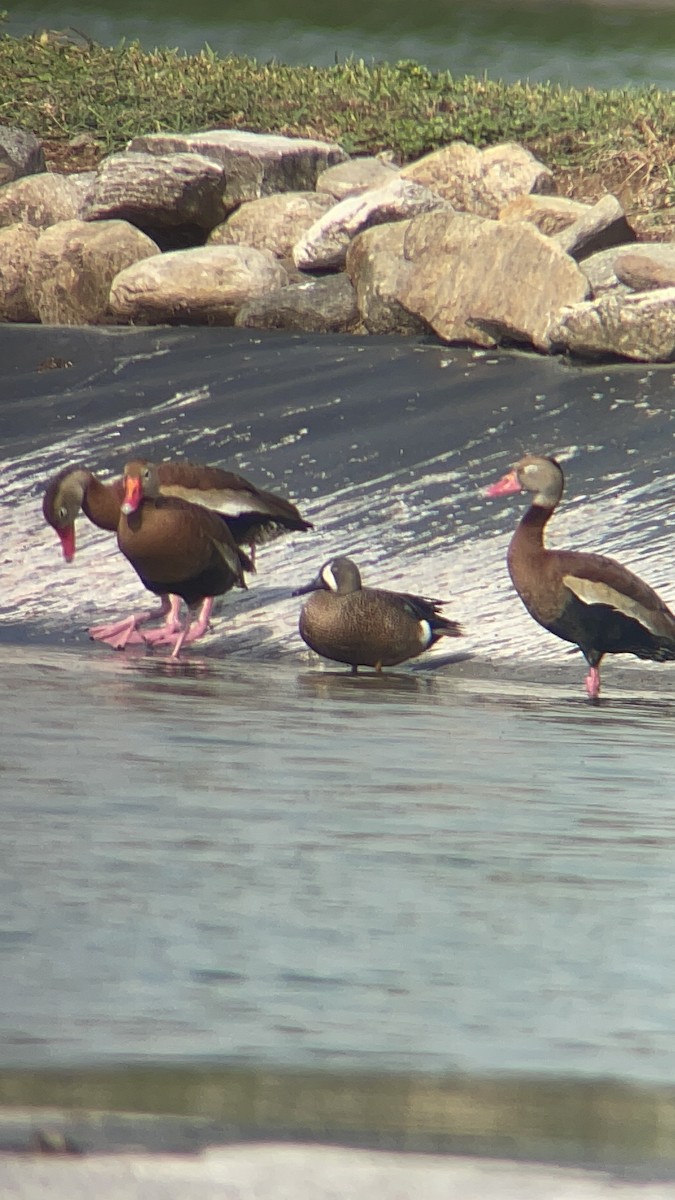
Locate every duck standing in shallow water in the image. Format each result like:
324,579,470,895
486,454,675,699
42,461,312,647
293,556,463,673
117,460,252,659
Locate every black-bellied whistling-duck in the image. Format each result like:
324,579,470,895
117,460,252,659
292,556,463,673
486,454,675,699
42,462,313,647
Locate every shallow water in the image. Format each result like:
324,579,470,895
4,642,675,1086
3,326,675,1162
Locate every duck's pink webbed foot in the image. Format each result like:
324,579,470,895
169,598,214,660
89,612,155,649
584,665,601,700
89,596,177,650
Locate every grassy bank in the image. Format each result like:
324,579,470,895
2,31,675,236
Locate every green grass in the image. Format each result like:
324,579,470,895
2,32,675,233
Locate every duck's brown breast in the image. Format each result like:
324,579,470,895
119,497,246,599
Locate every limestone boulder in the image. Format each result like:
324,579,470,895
294,176,446,271
499,194,592,236
109,244,288,325
82,151,226,232
316,156,399,200
209,192,335,259
345,222,429,336
400,142,554,219
549,289,675,361
0,126,45,185
553,194,635,260
613,244,675,290
0,171,95,229
396,209,590,352
127,130,347,211
0,224,40,321
26,218,160,325
236,274,360,333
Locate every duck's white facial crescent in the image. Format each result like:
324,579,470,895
321,562,339,592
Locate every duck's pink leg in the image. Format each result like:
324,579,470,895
169,597,215,660
139,595,184,646
584,665,601,700
89,595,174,650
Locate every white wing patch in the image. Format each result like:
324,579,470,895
161,484,262,516
563,574,663,635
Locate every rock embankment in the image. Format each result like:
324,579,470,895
2,123,675,361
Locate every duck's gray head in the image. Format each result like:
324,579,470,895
42,466,91,562
486,454,564,510
292,556,363,597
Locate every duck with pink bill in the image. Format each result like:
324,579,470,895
486,454,675,700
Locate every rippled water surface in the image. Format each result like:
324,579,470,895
2,325,675,1103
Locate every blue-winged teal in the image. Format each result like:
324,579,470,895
486,454,675,699
43,459,312,648
293,556,463,673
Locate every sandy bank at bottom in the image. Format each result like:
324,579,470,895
2,1143,674,1199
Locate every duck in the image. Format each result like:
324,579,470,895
116,460,252,659
293,556,463,673
42,460,312,647
486,454,675,699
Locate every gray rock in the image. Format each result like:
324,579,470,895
0,172,95,230
579,245,638,297
127,129,347,211
549,288,675,361
316,157,399,200
397,209,589,352
0,126,45,186
236,273,360,333
82,151,227,231
294,176,446,271
209,192,335,259
109,244,289,325
345,222,429,336
0,224,40,321
613,243,675,290
553,194,635,261
400,142,554,219
26,218,160,325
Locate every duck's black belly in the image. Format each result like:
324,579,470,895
546,594,675,666
139,563,234,607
